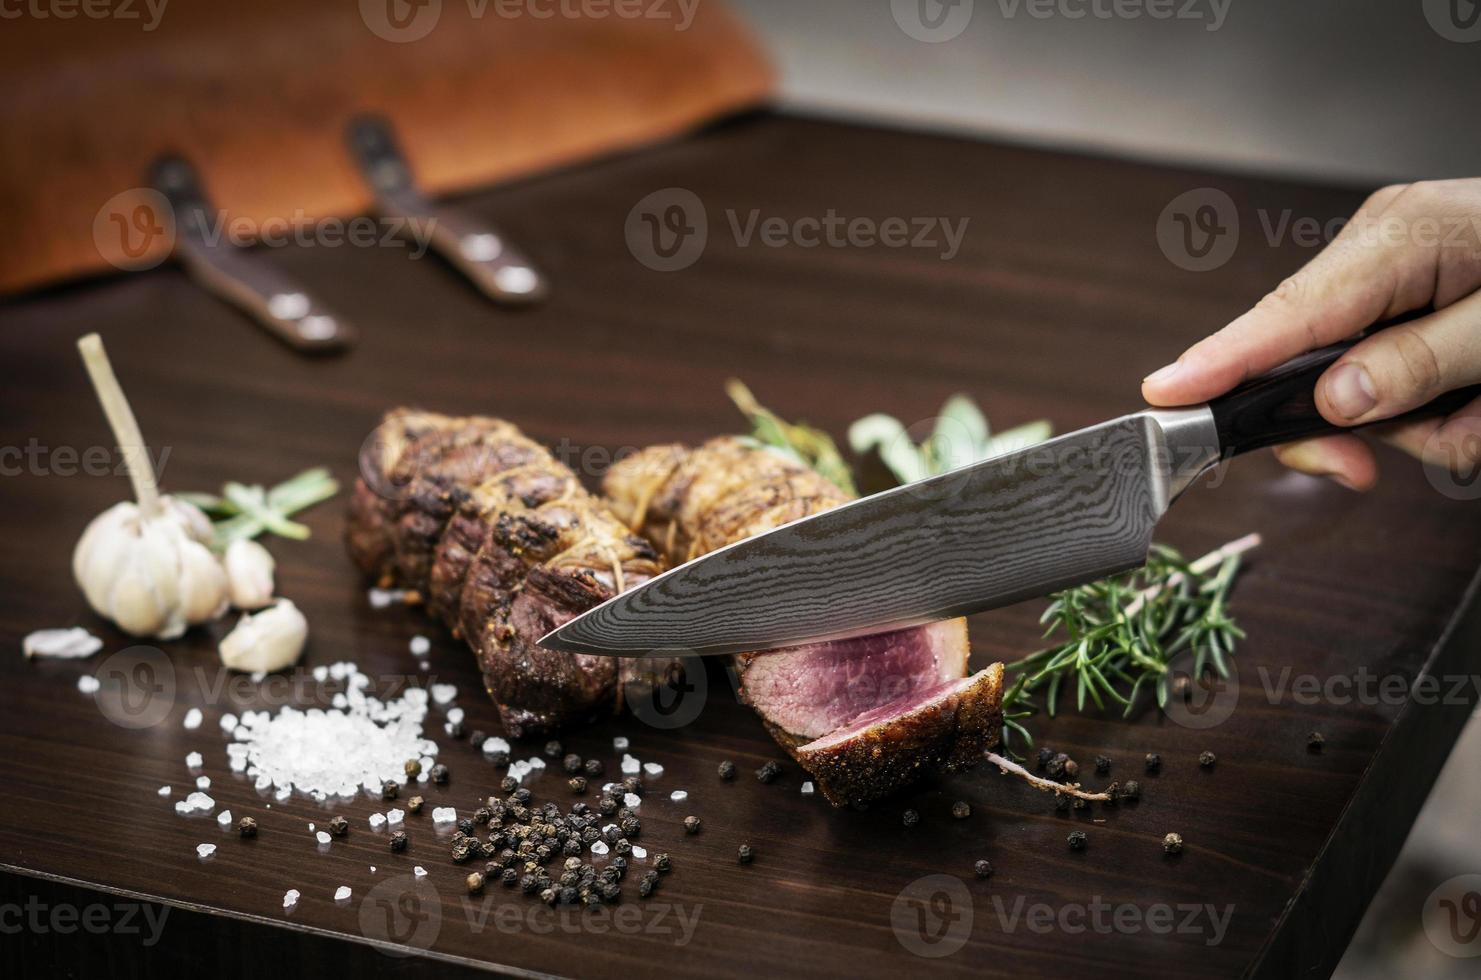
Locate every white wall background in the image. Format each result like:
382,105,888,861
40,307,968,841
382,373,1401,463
729,0,1481,185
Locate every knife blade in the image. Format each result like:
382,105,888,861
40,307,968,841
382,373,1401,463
543,406,1220,657
542,324,1479,658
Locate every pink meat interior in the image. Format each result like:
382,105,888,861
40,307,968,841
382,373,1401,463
797,674,979,753
742,620,968,741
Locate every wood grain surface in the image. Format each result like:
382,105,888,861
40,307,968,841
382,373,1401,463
1,113,1479,979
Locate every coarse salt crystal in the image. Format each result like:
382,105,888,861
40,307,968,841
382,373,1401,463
413,866,427,878
186,752,203,769
621,755,640,775
430,683,456,705
275,785,291,801
643,762,664,777
631,846,647,860
217,810,232,828
432,807,457,824
590,840,609,856
196,776,211,790
623,793,641,808
196,843,216,860
183,708,203,730
283,889,300,909
220,712,238,733
250,671,266,683
334,886,351,902
157,785,171,797
386,809,405,826
77,675,100,694
409,636,430,656
446,707,464,724
670,790,688,803
801,781,815,795
370,866,376,873
22,627,103,659
313,665,329,682
613,736,629,751
369,587,411,608
316,831,331,845
368,813,387,829
482,736,511,756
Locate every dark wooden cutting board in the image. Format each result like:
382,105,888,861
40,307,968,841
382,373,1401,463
1,113,1478,979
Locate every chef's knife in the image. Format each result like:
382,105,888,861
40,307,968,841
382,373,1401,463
543,320,1480,657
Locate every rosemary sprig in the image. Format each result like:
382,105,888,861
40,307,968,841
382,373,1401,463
999,533,1260,750
726,379,858,495
178,467,340,550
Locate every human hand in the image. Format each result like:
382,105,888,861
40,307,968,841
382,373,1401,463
1142,179,1481,490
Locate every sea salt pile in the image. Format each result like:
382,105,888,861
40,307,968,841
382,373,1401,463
224,662,438,800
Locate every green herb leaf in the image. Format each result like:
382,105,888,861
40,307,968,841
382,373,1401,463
847,393,1052,485
182,467,340,550
726,379,857,496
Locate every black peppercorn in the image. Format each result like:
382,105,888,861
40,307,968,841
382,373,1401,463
451,840,473,863
1067,830,1087,851
718,760,736,781
1198,750,1216,769
1036,746,1054,769
466,871,485,894
500,776,518,793
474,807,491,825
404,759,422,779
622,775,644,796
584,758,604,778
238,816,258,838
430,763,449,785
1104,781,1120,805
1307,731,1325,752
1054,794,1070,812
328,815,349,837
614,839,632,856
544,740,563,758
1063,759,1080,779
974,859,993,879
756,761,782,784
1121,780,1142,801
951,801,970,820
563,753,583,774
457,818,475,835
568,776,587,794
737,844,754,864
382,780,399,800
560,886,578,905
390,831,408,852
597,795,618,816
611,855,628,877
1046,753,1068,778
683,815,702,835
512,787,531,804
1094,755,1111,774
1163,832,1184,855
654,853,672,873
620,817,640,838
1073,797,1089,811
407,796,424,814
563,839,582,857
1144,753,1161,773
540,888,558,906
502,868,519,887
902,808,920,827
638,877,655,898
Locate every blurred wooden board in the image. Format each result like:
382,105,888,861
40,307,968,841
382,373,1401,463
1,113,1478,978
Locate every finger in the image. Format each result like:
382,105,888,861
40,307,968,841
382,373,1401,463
1314,288,1481,424
1143,183,1437,407
1271,434,1378,491
1375,393,1481,469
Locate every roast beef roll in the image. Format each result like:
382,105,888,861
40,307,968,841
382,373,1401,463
346,409,666,736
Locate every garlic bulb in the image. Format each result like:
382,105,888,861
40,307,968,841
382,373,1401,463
219,599,307,672
224,538,276,609
70,335,231,640
73,495,229,639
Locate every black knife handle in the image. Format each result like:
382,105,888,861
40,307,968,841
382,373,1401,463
1208,309,1481,457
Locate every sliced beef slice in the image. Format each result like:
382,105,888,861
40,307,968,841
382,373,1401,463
604,438,1000,806
794,664,1004,807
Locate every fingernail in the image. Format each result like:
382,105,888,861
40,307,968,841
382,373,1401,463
1144,361,1182,386
1324,363,1377,420
1329,473,1361,492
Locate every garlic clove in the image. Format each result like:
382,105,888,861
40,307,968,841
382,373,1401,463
224,539,276,610
179,536,230,626
219,598,307,673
